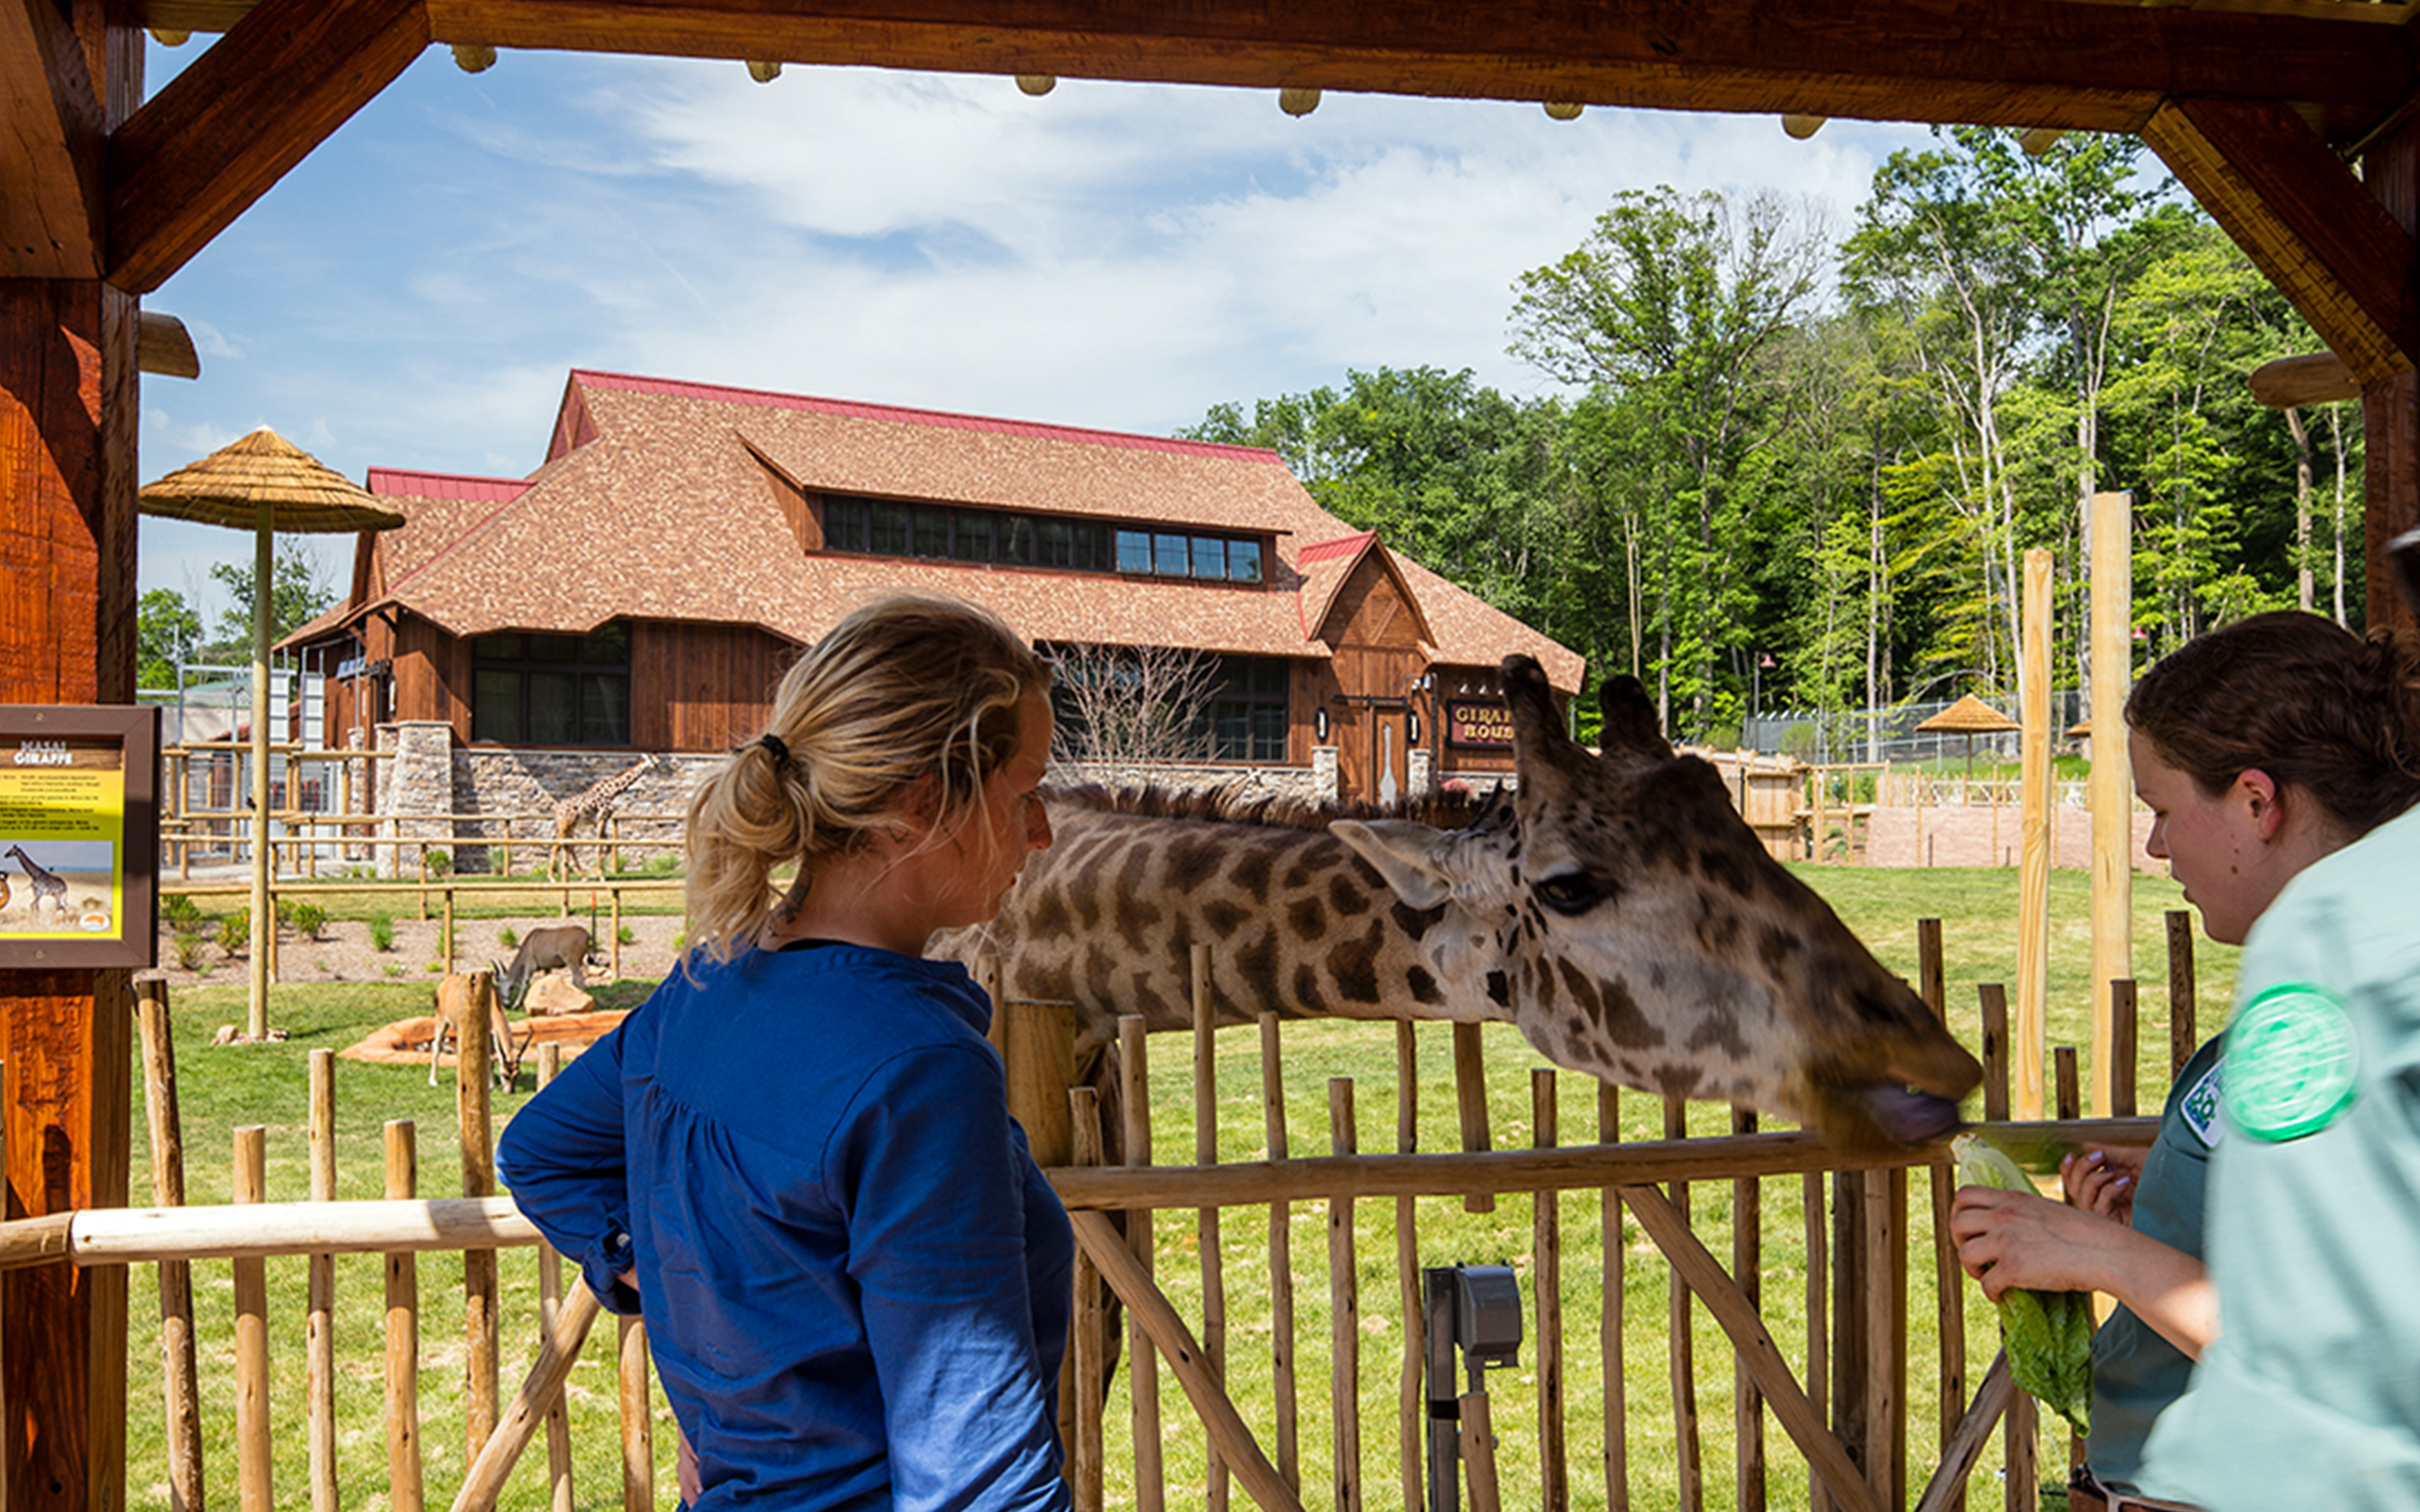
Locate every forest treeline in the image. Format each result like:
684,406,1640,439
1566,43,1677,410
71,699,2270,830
1181,127,2363,754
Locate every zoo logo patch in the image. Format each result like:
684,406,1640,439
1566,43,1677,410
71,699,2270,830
2176,1058,2225,1148
2223,984,2360,1142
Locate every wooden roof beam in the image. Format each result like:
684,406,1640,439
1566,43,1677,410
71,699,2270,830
104,0,429,293
0,0,107,277
132,0,2416,141
2145,96,2418,383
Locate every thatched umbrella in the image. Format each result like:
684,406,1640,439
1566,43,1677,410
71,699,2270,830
1917,693,2021,781
141,428,404,1037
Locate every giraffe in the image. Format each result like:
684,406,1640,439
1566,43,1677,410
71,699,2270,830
5,845,67,919
932,653,1982,1151
548,754,667,880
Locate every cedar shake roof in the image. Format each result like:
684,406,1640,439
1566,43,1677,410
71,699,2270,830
313,370,1584,689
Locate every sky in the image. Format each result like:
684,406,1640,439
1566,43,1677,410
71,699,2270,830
139,42,1944,637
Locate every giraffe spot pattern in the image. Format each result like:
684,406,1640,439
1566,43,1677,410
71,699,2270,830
1327,872,1373,918
1286,895,1327,941
1329,919,1385,1004
1405,966,1441,1005
1202,899,1250,939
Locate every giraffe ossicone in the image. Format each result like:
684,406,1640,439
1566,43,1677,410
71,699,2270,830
932,652,1981,1151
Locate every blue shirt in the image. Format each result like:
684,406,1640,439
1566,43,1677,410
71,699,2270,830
496,944,1075,1512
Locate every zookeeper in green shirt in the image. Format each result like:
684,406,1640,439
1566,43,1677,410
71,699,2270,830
1953,609,2420,1512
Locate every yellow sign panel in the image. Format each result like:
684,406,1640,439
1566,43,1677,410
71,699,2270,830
0,737,128,940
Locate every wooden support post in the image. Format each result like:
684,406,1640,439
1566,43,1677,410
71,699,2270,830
1452,1021,1494,1213
1600,1084,1629,1512
457,974,499,1458
618,1315,653,1512
306,1050,339,1512
2016,549,2053,1122
1260,1015,1297,1494
2088,492,2134,1116
1192,945,1228,1512
1069,1088,1106,1512
2111,982,2139,1119
533,1046,575,1512
2,258,142,1512
1730,1104,1763,1512
136,978,204,1512
1666,1095,1701,1510
1122,1016,1166,1512
233,1127,271,1512
1325,1079,1363,1512
1920,921,1963,1512
1536,1072,1569,1512
2165,912,2198,1086
384,1121,424,1512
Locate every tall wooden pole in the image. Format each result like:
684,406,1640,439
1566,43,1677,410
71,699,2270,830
2362,124,2418,640
249,508,272,1038
2088,492,2135,1117
0,276,140,1510
2014,550,2053,1121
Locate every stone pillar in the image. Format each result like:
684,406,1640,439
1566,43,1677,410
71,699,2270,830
1311,745,1339,804
1407,746,1435,798
380,721,457,878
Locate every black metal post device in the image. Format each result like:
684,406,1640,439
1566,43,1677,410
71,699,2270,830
1423,1263,1523,1512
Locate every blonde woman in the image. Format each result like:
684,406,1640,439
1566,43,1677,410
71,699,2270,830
499,595,1067,1512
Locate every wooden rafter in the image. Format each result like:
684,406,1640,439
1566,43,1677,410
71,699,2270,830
104,0,429,293
2145,96,2418,382
119,0,2413,141
0,0,107,277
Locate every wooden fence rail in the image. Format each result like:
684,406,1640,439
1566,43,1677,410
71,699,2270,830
1,918,2195,1512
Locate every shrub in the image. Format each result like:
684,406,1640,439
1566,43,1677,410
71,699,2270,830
426,962,444,974
499,926,520,950
368,914,395,953
616,923,636,947
425,848,453,878
172,934,209,972
161,893,200,930
216,912,249,959
287,902,328,940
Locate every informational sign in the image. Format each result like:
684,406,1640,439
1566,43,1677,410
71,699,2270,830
0,705,159,968
1444,700,1514,749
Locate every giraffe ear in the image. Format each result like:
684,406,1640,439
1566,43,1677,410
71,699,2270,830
1596,676,1671,760
1332,820,1458,909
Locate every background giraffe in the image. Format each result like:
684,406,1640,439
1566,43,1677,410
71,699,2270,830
4,845,67,918
548,754,668,879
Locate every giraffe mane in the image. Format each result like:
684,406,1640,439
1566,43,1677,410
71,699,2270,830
1047,782,1501,832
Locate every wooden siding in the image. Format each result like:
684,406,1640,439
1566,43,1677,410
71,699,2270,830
392,614,473,741
1319,553,1425,652
631,621,798,751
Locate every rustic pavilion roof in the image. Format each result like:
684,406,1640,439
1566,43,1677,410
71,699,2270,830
302,370,1584,690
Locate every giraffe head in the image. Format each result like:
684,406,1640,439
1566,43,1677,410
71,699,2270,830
1337,655,1980,1151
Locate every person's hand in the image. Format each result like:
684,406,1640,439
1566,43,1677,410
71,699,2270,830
2061,1145,2143,1223
678,1422,701,1507
1950,1184,2127,1300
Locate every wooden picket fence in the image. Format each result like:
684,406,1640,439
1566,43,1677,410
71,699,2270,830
0,921,2196,1512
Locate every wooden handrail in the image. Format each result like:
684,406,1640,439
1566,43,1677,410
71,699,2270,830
1043,1118,2158,1211
0,1196,538,1271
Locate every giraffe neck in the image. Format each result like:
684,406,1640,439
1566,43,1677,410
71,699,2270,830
933,797,1507,1051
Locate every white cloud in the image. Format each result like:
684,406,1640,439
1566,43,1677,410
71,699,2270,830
140,45,1941,607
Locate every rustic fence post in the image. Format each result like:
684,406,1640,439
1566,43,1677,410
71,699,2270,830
234,1126,272,1512
306,1049,340,1512
1667,1094,1702,1511
1120,1015,1166,1512
1325,1077,1361,1512
1193,944,1229,1512
456,972,501,1458
1535,1071,1568,1512
1262,1013,1299,1495
534,1043,576,1512
385,1120,425,1512
1069,1087,1106,1512
136,976,205,1512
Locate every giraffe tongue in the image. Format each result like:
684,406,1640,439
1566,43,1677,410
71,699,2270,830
1857,1084,1965,1146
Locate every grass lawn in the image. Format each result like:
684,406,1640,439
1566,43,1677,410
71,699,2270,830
120,864,2233,1512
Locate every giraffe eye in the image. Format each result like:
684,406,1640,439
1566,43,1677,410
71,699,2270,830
1534,871,1612,916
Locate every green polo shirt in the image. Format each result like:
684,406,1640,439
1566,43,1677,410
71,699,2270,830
2139,801,2420,1511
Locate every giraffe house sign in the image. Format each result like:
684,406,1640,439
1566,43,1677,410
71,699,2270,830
0,705,160,968
1445,700,1515,750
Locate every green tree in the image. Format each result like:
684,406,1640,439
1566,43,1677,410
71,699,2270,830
137,588,204,689
204,540,334,659
1509,187,1826,736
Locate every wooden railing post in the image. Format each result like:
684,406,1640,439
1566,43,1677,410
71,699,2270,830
385,1120,425,1512
137,977,205,1512
456,974,500,1458
306,1050,340,1512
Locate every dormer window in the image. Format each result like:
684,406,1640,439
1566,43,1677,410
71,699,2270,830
821,495,1262,584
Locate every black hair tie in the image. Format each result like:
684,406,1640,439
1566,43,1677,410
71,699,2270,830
757,733,790,767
